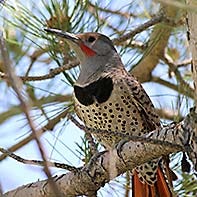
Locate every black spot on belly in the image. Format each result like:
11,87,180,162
74,77,113,106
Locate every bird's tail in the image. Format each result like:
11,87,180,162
132,167,172,197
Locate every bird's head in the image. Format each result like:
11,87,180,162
45,28,122,84
45,28,117,62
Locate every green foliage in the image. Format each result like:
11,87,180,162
76,134,99,164
175,173,197,196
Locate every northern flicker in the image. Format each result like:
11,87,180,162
45,28,173,197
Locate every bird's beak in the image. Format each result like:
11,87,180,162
45,28,96,59
44,28,80,45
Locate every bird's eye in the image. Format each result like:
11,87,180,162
87,36,96,43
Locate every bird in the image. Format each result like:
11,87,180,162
45,28,173,197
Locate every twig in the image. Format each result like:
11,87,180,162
4,108,197,197
0,147,79,172
88,1,137,18
68,115,98,155
112,14,163,45
0,16,163,84
151,76,194,98
176,59,191,68
116,40,147,50
0,108,70,161
68,115,181,150
0,60,79,82
25,49,48,77
163,54,193,93
125,171,131,197
0,31,62,195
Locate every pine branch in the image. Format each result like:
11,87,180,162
87,1,137,18
0,60,79,82
113,14,163,45
0,109,70,161
163,54,193,94
0,94,72,124
68,115,98,156
0,31,62,196
3,109,197,197
151,76,194,98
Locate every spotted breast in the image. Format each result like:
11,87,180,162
74,69,160,149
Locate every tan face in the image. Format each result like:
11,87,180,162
45,29,116,60
75,33,116,57
45,28,121,85
74,33,98,57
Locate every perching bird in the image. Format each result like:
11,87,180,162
45,28,173,197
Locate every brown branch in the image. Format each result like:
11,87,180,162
3,109,197,197
162,53,194,96
87,1,137,18
131,4,183,82
68,115,98,156
157,0,197,11
155,108,183,121
0,147,79,172
26,48,50,77
0,31,62,195
176,59,191,68
116,40,147,50
151,76,194,98
0,60,79,82
185,0,197,171
112,14,164,45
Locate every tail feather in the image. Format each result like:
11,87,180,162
156,166,172,197
132,167,172,197
132,170,149,197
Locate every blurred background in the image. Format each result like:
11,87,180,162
0,0,196,196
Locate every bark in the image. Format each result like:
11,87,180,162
186,0,197,171
186,0,197,104
3,109,197,197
